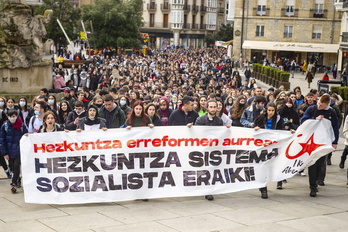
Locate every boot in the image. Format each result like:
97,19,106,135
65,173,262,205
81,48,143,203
327,157,331,165
205,195,214,201
310,186,317,197
339,157,346,169
259,187,268,199
277,181,283,189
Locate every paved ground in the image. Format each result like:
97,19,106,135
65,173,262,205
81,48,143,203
0,70,348,232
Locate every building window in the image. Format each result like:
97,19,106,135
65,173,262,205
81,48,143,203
150,13,155,27
314,4,323,14
312,25,322,39
256,25,264,37
257,0,266,15
284,25,293,38
285,0,295,16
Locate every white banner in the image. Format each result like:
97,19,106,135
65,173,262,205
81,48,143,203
20,119,334,204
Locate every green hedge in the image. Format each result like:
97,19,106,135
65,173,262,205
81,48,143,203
252,64,290,82
330,86,348,100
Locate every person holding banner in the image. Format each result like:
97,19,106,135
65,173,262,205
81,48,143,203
0,109,28,193
76,105,107,131
145,103,163,126
38,111,63,133
99,94,126,129
125,100,153,129
301,94,339,197
195,99,225,201
254,103,291,197
168,96,198,127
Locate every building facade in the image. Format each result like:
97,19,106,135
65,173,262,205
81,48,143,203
233,0,341,67
141,0,226,49
335,0,348,71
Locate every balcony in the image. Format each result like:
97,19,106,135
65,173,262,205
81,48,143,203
161,3,170,12
200,24,206,30
147,3,157,12
200,5,206,13
183,23,191,29
192,4,199,12
281,8,299,17
206,24,216,30
142,22,169,28
218,7,224,14
310,9,328,18
192,24,199,29
253,7,270,16
183,3,190,12
171,23,183,29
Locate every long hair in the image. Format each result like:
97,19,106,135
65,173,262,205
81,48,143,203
145,103,160,120
196,95,207,112
231,95,247,119
127,100,150,126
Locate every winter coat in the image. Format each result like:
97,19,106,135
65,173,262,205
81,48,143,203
0,120,28,158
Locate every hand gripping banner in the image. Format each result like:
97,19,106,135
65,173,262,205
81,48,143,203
20,119,334,204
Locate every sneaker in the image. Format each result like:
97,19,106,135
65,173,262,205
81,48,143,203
277,181,283,189
205,195,214,201
5,168,12,179
300,172,306,177
317,181,325,186
10,183,17,194
282,179,287,184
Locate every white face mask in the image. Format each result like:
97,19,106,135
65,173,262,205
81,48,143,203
19,101,26,107
0,102,4,107
9,117,17,123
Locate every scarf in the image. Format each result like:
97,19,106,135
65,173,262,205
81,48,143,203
12,117,23,131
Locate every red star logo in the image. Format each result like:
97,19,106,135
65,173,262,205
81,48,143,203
286,133,325,159
298,133,325,156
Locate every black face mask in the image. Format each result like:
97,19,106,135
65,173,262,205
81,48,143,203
95,103,103,108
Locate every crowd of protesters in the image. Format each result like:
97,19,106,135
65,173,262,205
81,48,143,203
0,47,346,198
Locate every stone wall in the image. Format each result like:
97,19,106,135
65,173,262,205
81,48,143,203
0,60,53,93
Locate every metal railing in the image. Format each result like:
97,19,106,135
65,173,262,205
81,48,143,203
310,9,328,18
147,3,157,11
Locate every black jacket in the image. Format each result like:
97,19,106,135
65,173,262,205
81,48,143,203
168,109,199,126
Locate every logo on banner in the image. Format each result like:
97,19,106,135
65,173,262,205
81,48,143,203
285,133,325,159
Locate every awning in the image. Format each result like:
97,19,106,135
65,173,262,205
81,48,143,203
242,40,339,53
221,40,233,46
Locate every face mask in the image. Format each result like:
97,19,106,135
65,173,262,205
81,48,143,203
48,99,55,105
172,100,177,104
169,106,173,110
9,117,17,123
239,103,245,106
120,100,127,106
0,102,5,107
19,101,26,107
8,106,14,110
194,104,197,108
34,110,40,115
199,92,204,95
88,117,95,121
228,101,233,104
258,106,264,110
96,103,103,108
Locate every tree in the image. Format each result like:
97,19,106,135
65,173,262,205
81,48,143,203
82,0,143,49
204,23,234,45
34,0,81,46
